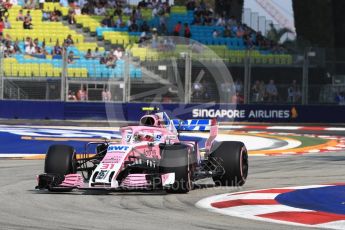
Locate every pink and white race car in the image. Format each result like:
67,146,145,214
36,108,248,193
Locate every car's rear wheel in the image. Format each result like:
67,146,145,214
45,144,76,176
159,144,192,193
210,141,248,186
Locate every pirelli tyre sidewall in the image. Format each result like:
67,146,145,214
159,144,192,193
45,144,76,176
210,141,248,186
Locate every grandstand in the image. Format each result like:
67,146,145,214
0,1,332,105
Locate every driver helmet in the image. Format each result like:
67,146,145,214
134,132,154,142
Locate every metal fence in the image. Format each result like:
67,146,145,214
0,46,344,106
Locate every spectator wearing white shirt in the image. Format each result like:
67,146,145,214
212,29,219,38
116,16,123,28
152,7,158,17
123,5,132,16
39,0,45,9
4,17,11,29
265,79,278,102
25,42,36,55
216,16,226,26
102,87,112,101
94,4,106,16
10,0,18,5
113,47,123,60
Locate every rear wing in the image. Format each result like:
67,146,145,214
172,119,215,132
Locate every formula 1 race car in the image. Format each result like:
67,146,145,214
36,108,248,193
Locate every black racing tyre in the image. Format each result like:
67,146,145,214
210,141,248,186
159,144,192,193
44,145,76,176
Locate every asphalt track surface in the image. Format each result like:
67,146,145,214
1,151,345,230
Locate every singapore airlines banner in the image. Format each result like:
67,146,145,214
0,101,344,123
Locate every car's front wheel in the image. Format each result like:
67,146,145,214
45,144,76,176
159,144,193,193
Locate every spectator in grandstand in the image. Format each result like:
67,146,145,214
24,0,35,9
265,79,278,102
235,23,245,38
232,92,244,104
256,31,264,47
38,0,44,9
159,21,167,35
128,20,138,32
258,80,266,102
67,8,76,24
173,21,181,36
68,90,77,101
243,33,254,49
221,82,234,103
3,16,10,29
85,48,92,59
25,10,32,21
64,34,74,46
227,16,237,27
33,37,39,47
123,4,132,16
0,18,4,35
105,53,116,68
192,14,202,25
235,79,243,94
107,0,117,8
13,39,21,53
113,5,122,16
101,15,113,27
60,0,68,7
140,21,150,32
102,87,112,101
77,86,88,101
114,47,123,60
132,8,142,20
52,41,62,57
94,3,106,16
287,80,301,103
203,15,212,26
335,92,345,105
80,1,91,14
184,23,191,38
35,43,46,56
216,15,226,27
16,9,24,21
3,0,12,11
251,80,260,102
4,41,14,57
212,29,219,38
138,0,147,8
223,26,231,37
24,36,31,47
67,51,75,64
92,47,101,59
42,9,50,21
115,15,125,28
25,41,36,55
50,10,60,21
186,0,196,11
272,44,286,54
23,17,32,29
138,31,148,44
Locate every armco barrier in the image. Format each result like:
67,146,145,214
0,100,344,123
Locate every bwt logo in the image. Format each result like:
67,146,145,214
108,145,130,151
